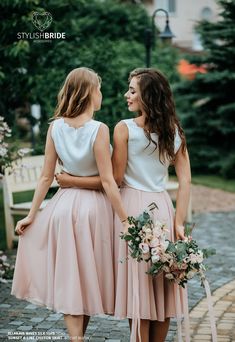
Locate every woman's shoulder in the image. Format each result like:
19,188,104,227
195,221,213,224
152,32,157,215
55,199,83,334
92,119,108,130
49,118,64,140
50,117,63,127
121,118,134,125
115,118,134,129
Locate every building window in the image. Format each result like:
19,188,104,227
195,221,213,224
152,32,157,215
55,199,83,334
168,0,176,14
192,7,212,50
192,32,203,51
201,7,213,21
156,0,176,15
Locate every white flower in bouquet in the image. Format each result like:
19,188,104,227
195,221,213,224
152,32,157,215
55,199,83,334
187,269,197,279
160,254,169,263
139,243,150,254
151,254,160,263
154,220,164,229
142,224,149,232
196,251,204,263
159,238,169,252
153,227,162,238
151,247,160,256
149,238,159,248
153,220,167,236
144,235,153,243
168,257,175,267
162,265,170,273
180,262,188,270
189,251,204,264
143,252,151,261
165,273,174,280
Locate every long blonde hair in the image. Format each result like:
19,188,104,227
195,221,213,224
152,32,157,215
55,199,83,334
53,67,101,118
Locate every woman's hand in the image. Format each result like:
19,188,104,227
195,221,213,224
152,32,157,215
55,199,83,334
15,216,33,235
175,225,185,240
55,173,73,188
121,220,132,235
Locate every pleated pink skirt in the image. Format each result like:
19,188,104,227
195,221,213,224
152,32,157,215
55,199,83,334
11,188,114,316
114,186,185,321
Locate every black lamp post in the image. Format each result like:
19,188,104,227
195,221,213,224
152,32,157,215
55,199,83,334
145,8,175,68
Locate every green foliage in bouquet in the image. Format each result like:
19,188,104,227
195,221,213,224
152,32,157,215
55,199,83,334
122,210,154,262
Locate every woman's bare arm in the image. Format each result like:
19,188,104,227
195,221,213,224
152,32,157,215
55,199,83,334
174,147,191,239
55,173,102,190
94,123,127,222
15,124,58,234
112,122,128,186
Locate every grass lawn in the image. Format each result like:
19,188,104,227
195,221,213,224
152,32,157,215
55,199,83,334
169,174,235,193
191,175,235,193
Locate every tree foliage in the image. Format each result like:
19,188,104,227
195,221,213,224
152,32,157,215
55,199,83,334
0,0,180,152
176,0,235,178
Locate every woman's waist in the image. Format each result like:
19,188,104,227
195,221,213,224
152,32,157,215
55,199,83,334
61,166,99,177
122,177,166,193
121,182,166,193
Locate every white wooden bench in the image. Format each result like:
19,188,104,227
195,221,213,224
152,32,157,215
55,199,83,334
2,155,60,249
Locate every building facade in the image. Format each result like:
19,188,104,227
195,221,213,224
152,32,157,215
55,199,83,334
144,0,221,50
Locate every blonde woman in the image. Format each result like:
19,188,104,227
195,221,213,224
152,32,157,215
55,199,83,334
11,67,129,341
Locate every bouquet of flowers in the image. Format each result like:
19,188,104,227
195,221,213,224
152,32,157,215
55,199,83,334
120,203,215,288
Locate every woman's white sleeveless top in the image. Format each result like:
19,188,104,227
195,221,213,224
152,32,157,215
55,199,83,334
51,118,101,176
122,119,182,192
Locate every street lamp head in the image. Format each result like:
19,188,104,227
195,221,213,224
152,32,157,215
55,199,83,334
159,20,175,42
146,8,175,67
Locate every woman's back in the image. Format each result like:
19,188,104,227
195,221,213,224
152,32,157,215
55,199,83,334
51,118,101,177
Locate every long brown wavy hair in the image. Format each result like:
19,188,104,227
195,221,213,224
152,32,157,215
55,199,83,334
129,68,186,163
53,67,101,119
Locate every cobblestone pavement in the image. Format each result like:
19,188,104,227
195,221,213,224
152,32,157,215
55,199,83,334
0,211,235,342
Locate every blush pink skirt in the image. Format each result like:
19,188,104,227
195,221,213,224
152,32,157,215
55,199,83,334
114,186,186,321
11,188,114,316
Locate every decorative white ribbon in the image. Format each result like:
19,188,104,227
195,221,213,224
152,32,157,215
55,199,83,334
130,259,141,342
175,279,217,342
202,278,217,342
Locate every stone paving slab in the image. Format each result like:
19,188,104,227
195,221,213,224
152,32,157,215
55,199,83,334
0,211,235,341
173,279,235,342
